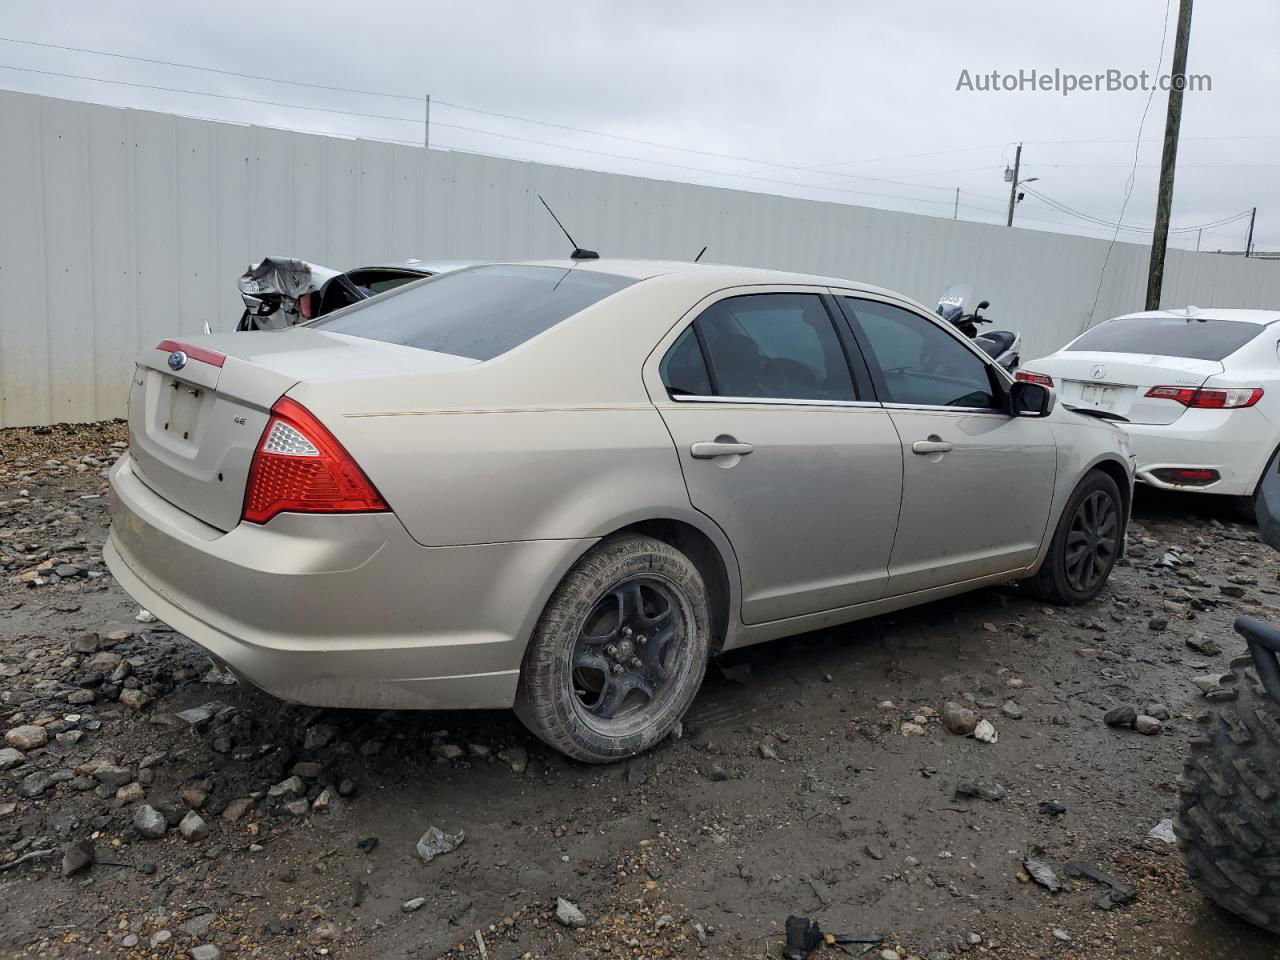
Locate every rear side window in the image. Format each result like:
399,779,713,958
310,265,637,361
675,293,855,401
1068,316,1264,361
659,327,713,397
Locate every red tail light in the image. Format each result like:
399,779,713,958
1015,370,1054,387
242,398,388,524
1145,386,1264,409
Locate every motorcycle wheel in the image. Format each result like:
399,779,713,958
1177,655,1280,933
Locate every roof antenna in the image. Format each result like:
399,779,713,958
538,195,598,260
694,245,707,263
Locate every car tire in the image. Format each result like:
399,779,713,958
1235,445,1280,524
1027,470,1124,605
514,534,711,764
1177,656,1280,934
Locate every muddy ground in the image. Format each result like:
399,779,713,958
1,422,1278,960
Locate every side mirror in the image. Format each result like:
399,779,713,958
977,300,990,311
1010,381,1055,417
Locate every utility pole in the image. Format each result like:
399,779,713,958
1005,143,1022,227
954,188,960,220
1145,0,1194,310
1246,206,1257,257
424,94,431,150
1196,228,1202,252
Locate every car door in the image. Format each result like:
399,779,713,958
837,295,1057,596
645,288,904,624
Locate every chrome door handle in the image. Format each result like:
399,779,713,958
911,435,953,455
690,440,754,459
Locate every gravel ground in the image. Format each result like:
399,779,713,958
2,422,1279,960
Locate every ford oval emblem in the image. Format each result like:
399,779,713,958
168,350,188,372
1090,363,1106,380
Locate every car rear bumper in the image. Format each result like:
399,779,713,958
105,454,592,710
1124,409,1275,497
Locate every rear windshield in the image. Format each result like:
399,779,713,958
310,264,637,360
1068,316,1264,361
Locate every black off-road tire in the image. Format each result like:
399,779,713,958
1236,445,1280,524
1026,470,1124,605
514,535,711,764
1177,656,1280,934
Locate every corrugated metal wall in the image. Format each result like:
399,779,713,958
3,90,1279,428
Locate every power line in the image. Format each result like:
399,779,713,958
1022,134,1280,145
1087,0,1173,329
1023,186,1252,235
0,34,424,101
1027,162,1280,170
0,62,1003,209
0,34,989,196
2,34,1261,248
0,63,424,124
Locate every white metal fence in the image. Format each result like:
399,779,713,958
3,90,1279,428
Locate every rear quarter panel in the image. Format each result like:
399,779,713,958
317,403,695,547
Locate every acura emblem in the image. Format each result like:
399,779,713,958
167,350,188,372
1090,364,1106,380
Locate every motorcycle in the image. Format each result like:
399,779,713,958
935,283,1021,373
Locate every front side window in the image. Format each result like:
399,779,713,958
843,298,999,409
664,293,855,402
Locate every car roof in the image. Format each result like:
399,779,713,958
513,257,917,300
1107,307,1280,326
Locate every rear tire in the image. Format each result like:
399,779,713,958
514,535,710,764
1027,470,1124,605
1177,656,1280,934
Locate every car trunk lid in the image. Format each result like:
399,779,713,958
127,329,475,531
1028,351,1223,424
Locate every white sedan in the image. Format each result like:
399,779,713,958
1022,307,1279,514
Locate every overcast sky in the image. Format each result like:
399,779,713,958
3,0,1277,251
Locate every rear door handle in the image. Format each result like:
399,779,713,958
911,435,954,455
690,440,754,459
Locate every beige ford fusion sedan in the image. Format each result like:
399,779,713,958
106,260,1134,762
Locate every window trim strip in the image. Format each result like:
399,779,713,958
666,395,884,409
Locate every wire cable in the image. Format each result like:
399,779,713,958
0,63,423,123
1023,186,1252,235
0,62,993,208
0,35,991,195
1086,0,1173,330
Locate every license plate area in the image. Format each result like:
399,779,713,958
1065,380,1131,412
1079,383,1121,408
158,376,210,447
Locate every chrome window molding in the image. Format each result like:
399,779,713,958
881,402,1009,416
666,394,881,409
665,395,1010,415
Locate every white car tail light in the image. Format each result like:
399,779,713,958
1015,370,1054,387
242,397,388,524
1144,386,1264,409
